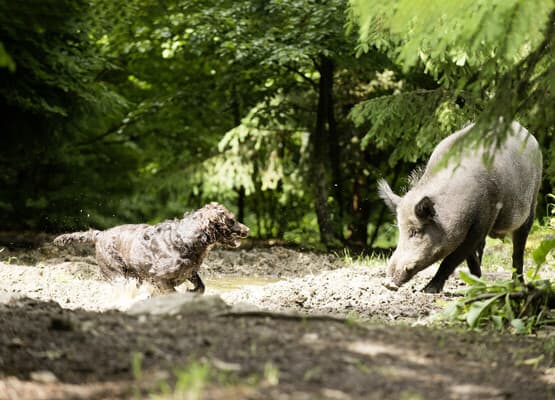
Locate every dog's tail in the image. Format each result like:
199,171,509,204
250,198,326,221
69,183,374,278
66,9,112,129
53,229,101,247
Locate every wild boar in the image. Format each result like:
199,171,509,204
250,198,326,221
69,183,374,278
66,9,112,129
379,121,542,293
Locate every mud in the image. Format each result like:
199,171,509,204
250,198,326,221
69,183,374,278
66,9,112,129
0,235,554,399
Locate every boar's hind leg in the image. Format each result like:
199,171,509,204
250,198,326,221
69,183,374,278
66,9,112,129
466,238,486,277
512,211,534,283
423,228,488,294
187,271,206,294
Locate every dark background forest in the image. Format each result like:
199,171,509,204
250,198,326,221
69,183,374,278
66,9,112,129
1,0,554,250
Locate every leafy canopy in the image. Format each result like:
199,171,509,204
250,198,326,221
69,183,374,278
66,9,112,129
349,0,554,172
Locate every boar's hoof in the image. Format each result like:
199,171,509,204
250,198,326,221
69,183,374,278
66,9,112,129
421,282,442,294
383,279,399,291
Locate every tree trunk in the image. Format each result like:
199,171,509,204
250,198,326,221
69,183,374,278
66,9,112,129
309,55,337,246
326,64,343,220
231,84,246,223
237,185,245,223
349,173,372,247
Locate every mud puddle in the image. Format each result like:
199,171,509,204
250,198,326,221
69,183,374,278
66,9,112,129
204,276,279,293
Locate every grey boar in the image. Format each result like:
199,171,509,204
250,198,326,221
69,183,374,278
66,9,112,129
378,121,542,293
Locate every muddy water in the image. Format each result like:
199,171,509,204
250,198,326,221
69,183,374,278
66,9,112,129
204,276,279,293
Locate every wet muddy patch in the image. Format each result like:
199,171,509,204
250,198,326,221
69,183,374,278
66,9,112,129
1,238,554,399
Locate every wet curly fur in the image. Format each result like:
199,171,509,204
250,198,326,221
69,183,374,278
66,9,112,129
54,203,249,293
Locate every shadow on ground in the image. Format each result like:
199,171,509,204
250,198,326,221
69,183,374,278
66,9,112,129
0,296,553,400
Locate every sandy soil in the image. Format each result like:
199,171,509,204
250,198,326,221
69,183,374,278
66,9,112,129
0,235,554,399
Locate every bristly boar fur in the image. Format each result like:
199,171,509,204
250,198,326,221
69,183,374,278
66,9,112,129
54,202,249,293
378,121,542,293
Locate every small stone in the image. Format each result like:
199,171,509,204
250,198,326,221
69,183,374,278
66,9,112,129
30,370,58,384
9,337,24,347
126,292,229,316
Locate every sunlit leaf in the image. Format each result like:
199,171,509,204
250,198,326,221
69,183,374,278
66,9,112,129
465,294,503,328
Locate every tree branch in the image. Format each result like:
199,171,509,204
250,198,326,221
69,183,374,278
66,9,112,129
280,63,317,87
76,125,122,147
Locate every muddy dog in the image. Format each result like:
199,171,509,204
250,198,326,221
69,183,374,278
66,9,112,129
54,203,249,293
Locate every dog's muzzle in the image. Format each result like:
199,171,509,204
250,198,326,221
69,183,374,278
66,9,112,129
226,222,249,247
232,222,249,238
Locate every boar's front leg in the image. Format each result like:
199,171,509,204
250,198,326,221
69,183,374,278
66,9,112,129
466,238,485,277
423,225,488,293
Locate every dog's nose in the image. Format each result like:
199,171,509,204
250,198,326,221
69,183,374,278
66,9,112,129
233,222,249,236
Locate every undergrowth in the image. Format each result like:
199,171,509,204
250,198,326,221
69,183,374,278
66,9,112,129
443,271,555,334
338,248,386,267
132,352,280,399
443,194,555,334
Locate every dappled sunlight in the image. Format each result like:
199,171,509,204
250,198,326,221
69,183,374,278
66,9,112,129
0,376,129,400
204,276,279,294
346,340,523,399
346,340,431,367
0,0,553,397
0,261,158,312
541,369,555,385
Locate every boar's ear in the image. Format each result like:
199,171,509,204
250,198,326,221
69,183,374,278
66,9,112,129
415,196,435,220
378,179,401,213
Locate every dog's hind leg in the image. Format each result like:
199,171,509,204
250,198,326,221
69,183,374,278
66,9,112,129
187,271,205,294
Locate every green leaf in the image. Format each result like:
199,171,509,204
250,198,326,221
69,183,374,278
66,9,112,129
465,294,503,328
491,315,504,331
532,238,555,267
0,42,15,72
459,270,486,287
442,301,462,320
510,318,528,334
503,293,515,322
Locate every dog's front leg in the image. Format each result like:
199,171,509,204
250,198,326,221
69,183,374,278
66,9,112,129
187,271,205,294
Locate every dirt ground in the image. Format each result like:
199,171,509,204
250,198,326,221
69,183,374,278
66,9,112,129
0,234,554,399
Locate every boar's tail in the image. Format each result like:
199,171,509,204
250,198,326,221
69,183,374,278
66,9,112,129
377,179,401,213
53,229,100,247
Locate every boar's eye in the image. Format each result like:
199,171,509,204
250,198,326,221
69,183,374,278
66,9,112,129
408,227,421,238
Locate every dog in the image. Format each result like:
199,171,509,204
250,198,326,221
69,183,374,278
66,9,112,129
54,202,249,293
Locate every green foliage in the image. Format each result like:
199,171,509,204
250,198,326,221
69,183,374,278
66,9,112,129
350,0,551,72
0,0,135,230
351,87,476,165
443,271,555,334
87,0,395,245
532,238,555,274
338,248,385,267
349,0,555,135
154,362,210,400
444,194,555,334
134,357,283,399
349,0,555,230
0,41,15,71
1,0,553,253
532,194,555,276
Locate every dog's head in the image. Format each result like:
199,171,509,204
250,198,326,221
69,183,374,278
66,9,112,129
200,202,249,247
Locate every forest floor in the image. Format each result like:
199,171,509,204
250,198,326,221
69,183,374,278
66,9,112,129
0,233,554,400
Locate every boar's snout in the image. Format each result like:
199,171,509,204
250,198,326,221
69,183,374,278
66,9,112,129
382,278,399,291
384,253,419,290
